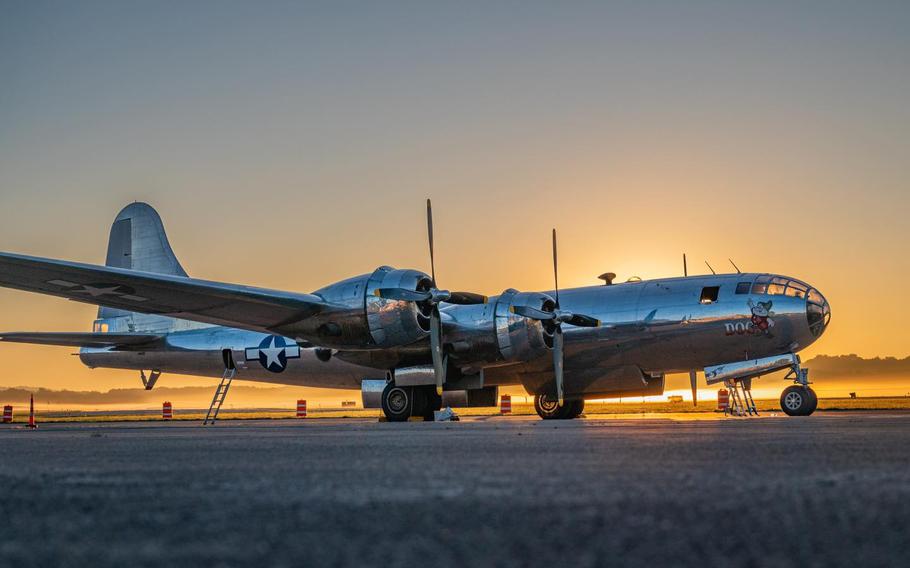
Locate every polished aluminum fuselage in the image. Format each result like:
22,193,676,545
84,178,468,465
80,272,827,397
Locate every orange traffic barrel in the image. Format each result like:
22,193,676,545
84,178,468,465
296,399,307,418
162,401,173,420
500,395,512,414
717,389,729,411
2,405,12,423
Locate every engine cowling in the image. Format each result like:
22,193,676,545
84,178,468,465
446,288,555,369
306,267,433,349
494,289,555,362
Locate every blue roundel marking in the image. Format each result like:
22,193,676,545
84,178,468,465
245,335,301,374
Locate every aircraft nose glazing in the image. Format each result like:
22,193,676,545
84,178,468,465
806,287,830,338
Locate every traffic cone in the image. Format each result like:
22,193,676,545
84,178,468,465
26,393,36,429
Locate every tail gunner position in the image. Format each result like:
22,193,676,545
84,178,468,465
0,202,830,421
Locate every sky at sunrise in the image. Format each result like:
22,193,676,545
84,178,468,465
1,1,909,393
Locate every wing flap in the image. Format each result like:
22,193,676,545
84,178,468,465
0,252,333,335
0,332,163,349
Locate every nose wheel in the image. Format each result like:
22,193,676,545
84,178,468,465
780,385,818,416
779,359,818,416
534,395,584,420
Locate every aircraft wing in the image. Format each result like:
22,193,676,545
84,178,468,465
0,332,164,349
0,252,335,336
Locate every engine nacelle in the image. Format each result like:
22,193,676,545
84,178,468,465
306,266,432,349
364,267,433,346
447,289,555,369
494,289,555,362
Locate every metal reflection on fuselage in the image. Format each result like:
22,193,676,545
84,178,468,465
79,272,828,399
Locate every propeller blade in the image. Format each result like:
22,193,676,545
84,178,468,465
553,326,565,406
689,369,698,407
510,304,556,321
375,288,432,302
552,228,560,308
429,307,446,396
426,198,436,284
446,291,488,305
566,314,600,328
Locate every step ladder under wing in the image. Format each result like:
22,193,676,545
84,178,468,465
203,349,237,426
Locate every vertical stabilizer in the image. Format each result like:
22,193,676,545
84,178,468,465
103,202,187,276
98,203,188,323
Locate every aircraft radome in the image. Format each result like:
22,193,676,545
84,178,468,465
0,201,830,421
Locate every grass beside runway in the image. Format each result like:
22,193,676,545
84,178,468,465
3,396,910,423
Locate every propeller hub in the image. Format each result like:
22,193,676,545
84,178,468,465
553,310,573,324
430,289,451,304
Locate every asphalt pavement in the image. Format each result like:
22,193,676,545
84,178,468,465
1,412,909,567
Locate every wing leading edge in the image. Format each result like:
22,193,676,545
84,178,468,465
0,252,335,336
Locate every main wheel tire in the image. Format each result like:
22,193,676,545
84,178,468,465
417,386,442,420
780,386,815,416
381,383,414,422
534,395,579,420
567,399,585,419
805,387,818,415
534,394,561,419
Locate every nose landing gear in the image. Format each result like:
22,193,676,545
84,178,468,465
779,361,817,416
780,385,818,416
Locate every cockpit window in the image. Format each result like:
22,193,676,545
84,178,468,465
751,274,771,294
808,289,825,305
753,275,813,298
767,283,786,295
785,280,808,298
807,287,831,337
735,282,751,294
700,286,720,304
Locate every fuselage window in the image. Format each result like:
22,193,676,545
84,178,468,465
700,286,720,304
735,282,751,294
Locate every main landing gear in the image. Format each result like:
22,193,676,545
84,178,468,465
380,382,442,422
779,361,817,417
534,395,584,420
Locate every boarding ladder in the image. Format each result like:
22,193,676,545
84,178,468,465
725,379,759,417
203,350,237,425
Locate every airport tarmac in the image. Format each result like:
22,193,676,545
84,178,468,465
2,412,909,567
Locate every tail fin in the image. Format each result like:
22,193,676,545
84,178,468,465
98,203,187,323
104,202,187,276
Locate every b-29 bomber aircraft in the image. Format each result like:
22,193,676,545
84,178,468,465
0,201,830,421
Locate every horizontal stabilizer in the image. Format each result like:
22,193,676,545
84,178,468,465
0,332,163,349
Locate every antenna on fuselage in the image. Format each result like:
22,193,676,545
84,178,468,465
728,258,741,274
683,253,688,277
705,261,716,275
